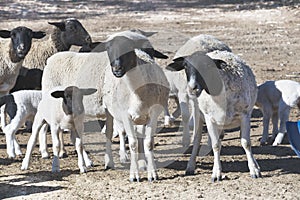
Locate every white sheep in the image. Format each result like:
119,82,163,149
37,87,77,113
11,18,92,92
21,86,97,173
256,80,300,146
41,31,169,181
164,34,232,147
166,50,261,181
0,90,43,158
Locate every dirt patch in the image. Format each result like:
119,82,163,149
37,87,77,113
0,1,300,199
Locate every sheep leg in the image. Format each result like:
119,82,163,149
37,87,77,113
58,131,67,158
273,104,290,146
261,106,271,145
144,107,161,182
39,124,49,159
205,120,222,182
271,110,279,141
119,130,129,163
1,105,7,129
71,130,87,173
104,110,115,169
4,109,30,158
123,115,139,182
51,126,61,173
164,105,174,127
21,114,43,170
178,92,191,147
185,117,204,175
171,96,181,119
240,114,261,178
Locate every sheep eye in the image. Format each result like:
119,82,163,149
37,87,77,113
11,32,16,38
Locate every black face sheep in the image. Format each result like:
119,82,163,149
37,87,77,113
0,26,45,96
11,18,92,92
21,86,97,173
41,30,169,181
256,80,300,146
167,50,261,182
163,34,232,147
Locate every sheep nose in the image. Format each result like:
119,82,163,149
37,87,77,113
17,43,25,52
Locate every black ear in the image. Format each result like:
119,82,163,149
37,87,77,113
32,31,46,39
166,57,185,71
89,42,107,52
51,91,65,98
153,50,168,59
48,22,66,31
80,88,97,96
0,30,11,38
212,59,227,69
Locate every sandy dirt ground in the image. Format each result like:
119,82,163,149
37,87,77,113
0,1,300,199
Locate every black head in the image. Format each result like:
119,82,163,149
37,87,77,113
48,18,92,48
0,26,45,62
166,51,223,97
91,35,168,78
51,86,97,115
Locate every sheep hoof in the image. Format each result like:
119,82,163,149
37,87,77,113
185,170,195,176
251,172,262,179
211,176,222,183
129,177,140,183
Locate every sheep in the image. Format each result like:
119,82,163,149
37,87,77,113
0,90,43,158
0,26,45,130
21,86,97,173
11,18,92,92
41,30,169,181
255,80,300,146
0,26,45,97
166,50,261,182
163,34,232,147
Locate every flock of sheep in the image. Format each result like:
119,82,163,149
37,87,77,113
0,18,299,182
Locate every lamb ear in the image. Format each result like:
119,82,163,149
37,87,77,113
51,91,65,98
0,30,11,38
80,88,97,96
48,22,66,31
166,57,185,71
32,31,46,39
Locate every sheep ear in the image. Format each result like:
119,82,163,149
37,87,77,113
212,59,227,69
32,31,46,39
166,57,185,71
80,88,97,96
51,91,65,98
48,22,66,31
153,50,168,59
136,29,157,37
88,42,107,52
0,30,11,38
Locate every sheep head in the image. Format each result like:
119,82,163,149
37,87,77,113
166,51,223,97
51,86,97,115
0,26,45,62
48,18,92,48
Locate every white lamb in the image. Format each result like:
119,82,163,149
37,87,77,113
256,80,300,146
21,86,97,173
41,30,169,181
164,34,232,147
166,50,261,181
0,90,42,158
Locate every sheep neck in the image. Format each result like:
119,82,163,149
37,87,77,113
51,28,71,51
9,42,23,63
